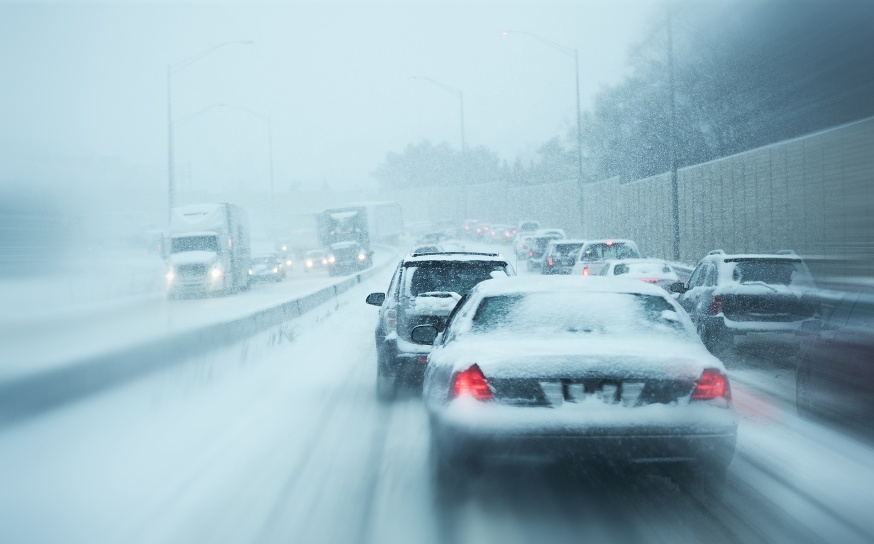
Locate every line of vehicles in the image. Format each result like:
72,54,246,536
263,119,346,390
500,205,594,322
163,201,404,297
364,218,873,497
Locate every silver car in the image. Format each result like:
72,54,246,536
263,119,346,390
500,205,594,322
416,276,737,494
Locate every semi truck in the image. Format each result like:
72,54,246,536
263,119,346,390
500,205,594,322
164,203,251,297
316,202,403,275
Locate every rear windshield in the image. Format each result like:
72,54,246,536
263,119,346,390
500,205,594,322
519,221,539,231
531,236,561,256
404,262,507,297
729,259,814,287
171,235,218,253
469,292,688,337
580,243,639,262
548,243,583,258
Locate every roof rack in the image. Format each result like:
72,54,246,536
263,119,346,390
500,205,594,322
410,251,500,257
776,249,797,255
708,249,725,255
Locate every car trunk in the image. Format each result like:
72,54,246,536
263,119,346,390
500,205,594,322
721,292,816,322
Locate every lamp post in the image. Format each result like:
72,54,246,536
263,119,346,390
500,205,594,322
409,75,465,152
501,30,584,230
219,105,275,233
167,40,253,221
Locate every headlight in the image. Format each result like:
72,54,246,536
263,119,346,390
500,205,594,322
306,260,313,267
248,269,253,275
165,267,175,282
272,267,278,273
210,266,223,279
286,260,292,267
358,253,366,261
328,255,335,263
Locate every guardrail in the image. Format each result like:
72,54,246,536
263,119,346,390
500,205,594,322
0,252,397,429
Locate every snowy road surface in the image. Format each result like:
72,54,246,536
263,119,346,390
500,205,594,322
1,256,873,544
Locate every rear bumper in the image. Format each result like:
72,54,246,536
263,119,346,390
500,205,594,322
431,400,737,464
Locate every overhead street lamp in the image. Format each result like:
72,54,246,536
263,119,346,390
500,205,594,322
502,30,584,228
167,40,253,221
409,75,466,152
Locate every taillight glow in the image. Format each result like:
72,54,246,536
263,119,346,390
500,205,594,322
582,266,589,276
710,295,724,315
639,278,660,283
528,250,534,257
450,365,492,401
547,257,554,266
691,369,731,401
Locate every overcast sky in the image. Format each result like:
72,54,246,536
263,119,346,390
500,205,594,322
0,0,654,206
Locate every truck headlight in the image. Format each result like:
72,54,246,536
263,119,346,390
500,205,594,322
328,255,335,263
358,253,366,261
306,260,313,268
165,267,175,282
210,266,223,279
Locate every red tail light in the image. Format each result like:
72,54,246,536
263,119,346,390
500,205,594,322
547,257,554,266
582,266,589,276
691,369,731,401
528,250,534,257
465,225,470,230
639,278,660,283
710,295,724,315
450,365,492,400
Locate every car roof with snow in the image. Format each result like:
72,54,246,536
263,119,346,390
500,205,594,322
704,250,803,261
470,275,670,297
330,241,361,250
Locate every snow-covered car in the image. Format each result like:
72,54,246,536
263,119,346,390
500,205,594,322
541,239,586,275
570,239,641,276
516,220,541,234
673,250,818,355
303,249,330,272
365,252,514,401
327,241,371,276
513,234,535,260
418,276,737,494
247,254,285,282
600,258,680,290
526,231,566,272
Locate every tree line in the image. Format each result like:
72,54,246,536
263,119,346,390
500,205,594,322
374,0,874,190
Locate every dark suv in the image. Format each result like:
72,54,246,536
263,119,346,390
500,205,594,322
365,252,514,401
673,250,817,356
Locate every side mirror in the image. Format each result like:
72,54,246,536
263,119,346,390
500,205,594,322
668,281,688,294
365,292,385,306
410,324,439,345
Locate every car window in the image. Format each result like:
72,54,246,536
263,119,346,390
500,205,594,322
687,262,706,288
403,263,507,297
469,292,688,337
705,263,718,286
386,264,401,302
729,259,815,287
579,242,640,262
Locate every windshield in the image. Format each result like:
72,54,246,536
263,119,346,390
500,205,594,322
730,260,814,287
470,292,688,337
404,263,506,297
580,243,640,262
170,235,218,254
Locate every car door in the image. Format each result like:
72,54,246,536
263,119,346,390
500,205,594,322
678,260,711,322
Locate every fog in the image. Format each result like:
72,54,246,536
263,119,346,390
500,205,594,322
2,1,874,543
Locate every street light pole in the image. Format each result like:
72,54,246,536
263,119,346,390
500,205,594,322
167,40,253,222
409,76,465,152
502,30,584,231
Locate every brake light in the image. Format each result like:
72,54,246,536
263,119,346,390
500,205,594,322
450,365,492,400
606,240,613,246
528,250,534,257
547,257,554,266
639,278,660,283
691,369,731,401
384,308,397,331
465,225,469,230
710,295,723,315
582,266,589,276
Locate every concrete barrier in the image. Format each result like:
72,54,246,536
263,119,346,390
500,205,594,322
0,252,397,428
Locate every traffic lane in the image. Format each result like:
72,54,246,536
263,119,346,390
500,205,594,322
2,258,872,543
0,247,397,382
0,269,402,544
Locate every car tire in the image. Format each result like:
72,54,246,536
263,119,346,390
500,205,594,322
698,321,732,359
376,371,396,402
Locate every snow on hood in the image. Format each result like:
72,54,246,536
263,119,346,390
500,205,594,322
168,251,218,266
431,334,721,381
